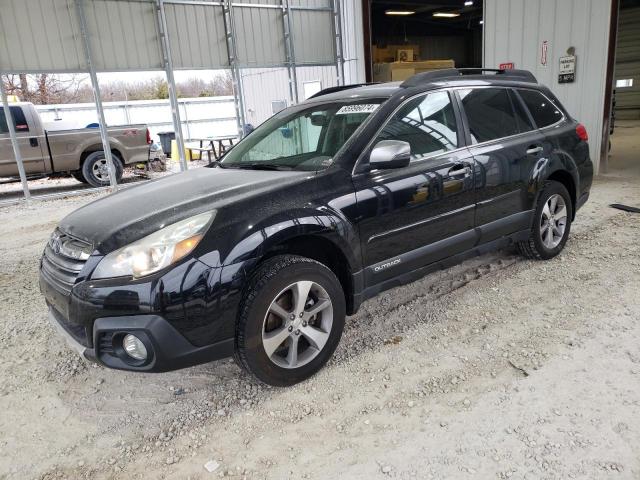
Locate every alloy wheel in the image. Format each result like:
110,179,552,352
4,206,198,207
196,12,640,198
261,281,333,369
540,193,567,249
92,159,109,181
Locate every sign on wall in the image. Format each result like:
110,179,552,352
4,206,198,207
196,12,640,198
541,40,549,66
558,55,577,83
499,62,515,70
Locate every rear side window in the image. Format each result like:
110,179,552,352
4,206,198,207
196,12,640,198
0,106,30,133
459,88,525,143
375,91,459,162
517,89,563,128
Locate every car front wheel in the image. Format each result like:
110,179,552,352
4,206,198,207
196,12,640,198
235,255,345,386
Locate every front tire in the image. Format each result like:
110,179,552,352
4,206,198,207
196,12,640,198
235,255,346,387
517,181,572,260
82,151,123,187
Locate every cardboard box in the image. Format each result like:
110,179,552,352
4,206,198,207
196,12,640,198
373,60,456,83
373,44,420,63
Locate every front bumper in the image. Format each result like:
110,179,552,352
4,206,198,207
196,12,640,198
48,308,234,372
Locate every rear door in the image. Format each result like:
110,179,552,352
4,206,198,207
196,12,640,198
456,87,549,243
353,89,477,285
0,105,46,176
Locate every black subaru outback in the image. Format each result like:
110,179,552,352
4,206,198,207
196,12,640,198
40,69,592,386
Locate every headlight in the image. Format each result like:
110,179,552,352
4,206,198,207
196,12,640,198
92,211,215,279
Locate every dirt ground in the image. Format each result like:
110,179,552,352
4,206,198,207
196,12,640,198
0,126,639,480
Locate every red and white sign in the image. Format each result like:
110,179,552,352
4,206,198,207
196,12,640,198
541,40,549,66
499,62,515,70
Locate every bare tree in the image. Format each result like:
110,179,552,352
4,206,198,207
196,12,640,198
1,73,89,104
2,71,234,105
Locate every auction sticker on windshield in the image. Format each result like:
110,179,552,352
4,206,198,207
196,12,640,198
336,104,380,115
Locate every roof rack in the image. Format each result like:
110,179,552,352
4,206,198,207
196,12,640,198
308,83,379,99
400,68,537,88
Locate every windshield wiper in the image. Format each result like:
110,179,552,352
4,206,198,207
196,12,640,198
225,163,292,171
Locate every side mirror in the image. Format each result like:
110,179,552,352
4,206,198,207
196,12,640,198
369,140,411,170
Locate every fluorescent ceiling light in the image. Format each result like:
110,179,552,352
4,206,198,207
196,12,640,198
465,1,474,5
616,78,633,88
385,10,415,15
433,12,460,18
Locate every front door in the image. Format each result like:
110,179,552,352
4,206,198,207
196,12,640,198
352,90,476,286
0,105,45,177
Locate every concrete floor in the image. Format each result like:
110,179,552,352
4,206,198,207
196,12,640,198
0,121,638,480
607,120,640,180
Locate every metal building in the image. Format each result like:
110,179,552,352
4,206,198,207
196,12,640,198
484,0,615,174
0,0,361,200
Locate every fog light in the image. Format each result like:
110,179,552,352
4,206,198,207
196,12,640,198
123,334,148,361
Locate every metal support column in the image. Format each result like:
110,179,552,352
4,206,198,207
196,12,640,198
331,0,345,86
0,76,30,201
156,0,188,171
282,0,299,104
222,0,246,138
75,0,118,190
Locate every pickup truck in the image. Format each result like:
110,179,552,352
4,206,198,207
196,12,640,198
1,102,151,187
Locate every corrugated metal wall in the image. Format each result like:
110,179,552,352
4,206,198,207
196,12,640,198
341,0,366,85
164,2,228,69
0,0,342,72
84,0,163,71
240,0,367,125
484,0,613,173
615,7,640,120
0,0,85,73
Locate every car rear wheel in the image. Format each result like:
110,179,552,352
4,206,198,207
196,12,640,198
234,255,345,386
82,151,123,187
517,180,572,260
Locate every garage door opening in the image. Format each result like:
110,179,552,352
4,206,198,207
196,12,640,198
608,0,640,176
363,0,484,83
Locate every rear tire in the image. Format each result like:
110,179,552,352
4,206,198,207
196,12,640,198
81,151,123,187
234,255,346,387
517,180,572,260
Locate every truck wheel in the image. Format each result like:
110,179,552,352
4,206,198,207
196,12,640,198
234,255,346,387
517,181,572,260
82,151,123,187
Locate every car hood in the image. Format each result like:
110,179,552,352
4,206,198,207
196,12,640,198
59,167,312,253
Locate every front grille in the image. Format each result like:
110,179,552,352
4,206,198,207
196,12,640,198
41,230,91,295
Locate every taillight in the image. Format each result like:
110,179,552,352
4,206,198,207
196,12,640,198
576,123,588,142
146,128,152,145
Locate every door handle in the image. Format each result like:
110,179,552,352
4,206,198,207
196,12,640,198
29,138,39,147
448,163,471,177
526,145,543,155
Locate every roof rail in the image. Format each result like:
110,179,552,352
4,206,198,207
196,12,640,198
308,83,379,99
400,68,537,88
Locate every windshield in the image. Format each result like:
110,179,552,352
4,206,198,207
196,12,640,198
219,100,385,171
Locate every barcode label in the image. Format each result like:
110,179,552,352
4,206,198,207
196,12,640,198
336,104,380,115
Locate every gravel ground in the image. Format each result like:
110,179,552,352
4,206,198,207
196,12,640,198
0,161,639,479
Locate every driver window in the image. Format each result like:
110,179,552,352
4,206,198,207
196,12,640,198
375,91,458,162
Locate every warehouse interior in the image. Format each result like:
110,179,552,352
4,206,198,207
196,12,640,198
609,0,640,174
367,0,483,82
